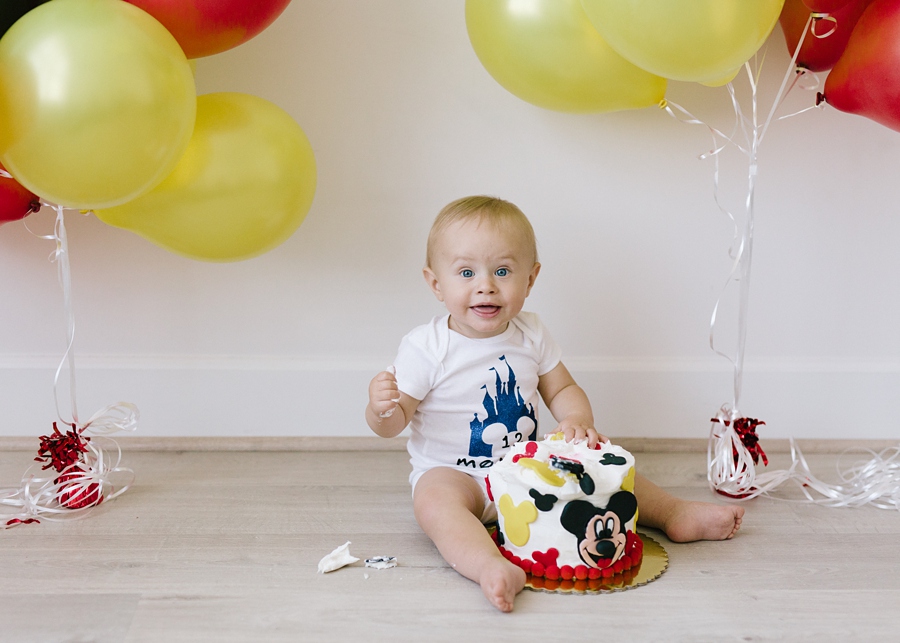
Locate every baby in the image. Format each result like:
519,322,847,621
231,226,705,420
366,196,743,612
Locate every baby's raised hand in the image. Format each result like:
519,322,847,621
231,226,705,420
368,367,401,419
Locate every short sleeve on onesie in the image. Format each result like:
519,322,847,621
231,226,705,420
393,312,562,487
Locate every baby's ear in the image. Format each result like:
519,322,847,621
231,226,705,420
423,267,444,302
526,262,541,294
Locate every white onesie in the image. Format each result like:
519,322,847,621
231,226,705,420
393,312,562,509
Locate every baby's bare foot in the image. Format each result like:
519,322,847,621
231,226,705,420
663,499,744,543
479,558,526,612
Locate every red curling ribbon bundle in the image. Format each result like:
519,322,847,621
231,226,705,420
708,406,768,499
730,417,768,467
709,403,900,508
0,404,137,526
37,422,92,474
1,205,138,527
714,415,768,469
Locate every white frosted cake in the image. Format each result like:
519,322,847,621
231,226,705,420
486,435,643,582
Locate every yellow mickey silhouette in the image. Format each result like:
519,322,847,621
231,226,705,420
516,457,565,487
622,466,635,493
622,466,638,524
498,494,538,547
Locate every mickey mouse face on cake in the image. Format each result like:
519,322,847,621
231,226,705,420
488,436,640,575
560,491,637,569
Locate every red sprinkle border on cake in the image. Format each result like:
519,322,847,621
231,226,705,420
493,530,643,581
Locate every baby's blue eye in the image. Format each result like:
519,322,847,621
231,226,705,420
495,268,509,277
460,269,474,278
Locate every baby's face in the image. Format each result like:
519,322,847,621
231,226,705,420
424,217,540,339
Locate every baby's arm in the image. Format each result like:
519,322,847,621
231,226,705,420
538,362,607,448
366,369,420,438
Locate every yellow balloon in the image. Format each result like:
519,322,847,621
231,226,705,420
0,0,196,210
466,0,665,113
95,93,317,262
702,67,742,88
580,0,785,83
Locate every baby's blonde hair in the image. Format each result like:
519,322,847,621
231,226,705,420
426,196,538,268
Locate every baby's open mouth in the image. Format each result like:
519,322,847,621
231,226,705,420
472,305,500,316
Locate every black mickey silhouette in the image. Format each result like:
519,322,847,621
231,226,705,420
529,488,558,511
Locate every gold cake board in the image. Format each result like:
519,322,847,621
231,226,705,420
524,533,668,595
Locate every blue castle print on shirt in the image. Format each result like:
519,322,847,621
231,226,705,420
468,355,537,458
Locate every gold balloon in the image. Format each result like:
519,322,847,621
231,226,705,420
581,0,785,83
0,0,196,209
95,93,317,262
466,0,665,113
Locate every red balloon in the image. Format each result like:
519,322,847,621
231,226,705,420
0,163,41,226
780,0,871,72
125,0,292,58
823,0,900,131
802,0,852,10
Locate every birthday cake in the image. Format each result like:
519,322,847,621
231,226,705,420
487,435,643,583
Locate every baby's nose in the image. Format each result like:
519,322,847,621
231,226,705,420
476,276,497,293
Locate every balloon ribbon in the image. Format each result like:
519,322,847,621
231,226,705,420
1,205,138,527
663,17,899,509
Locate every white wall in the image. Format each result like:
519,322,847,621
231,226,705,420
2,1,899,441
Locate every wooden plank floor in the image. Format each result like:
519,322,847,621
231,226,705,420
1,447,898,642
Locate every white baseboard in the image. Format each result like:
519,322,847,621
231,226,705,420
0,435,895,454
1,355,899,440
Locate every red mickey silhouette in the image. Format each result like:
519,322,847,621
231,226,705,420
531,547,559,568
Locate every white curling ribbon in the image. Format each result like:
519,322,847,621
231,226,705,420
0,435,135,526
670,32,900,508
777,69,824,122
1,206,138,528
81,402,140,436
810,13,838,40
709,420,900,511
48,204,81,426
707,406,764,498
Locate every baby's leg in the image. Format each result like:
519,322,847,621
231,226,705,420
634,472,744,542
413,467,525,612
